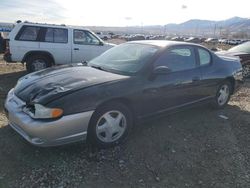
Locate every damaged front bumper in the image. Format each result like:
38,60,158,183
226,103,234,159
4,89,94,147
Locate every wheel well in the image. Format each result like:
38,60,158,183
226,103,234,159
96,98,136,120
87,98,136,142
226,77,235,94
242,60,250,65
22,51,55,66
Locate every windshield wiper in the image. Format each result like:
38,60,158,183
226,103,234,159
90,65,105,71
81,60,88,65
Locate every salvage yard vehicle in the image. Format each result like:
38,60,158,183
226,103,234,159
4,40,243,148
216,41,250,78
4,21,115,72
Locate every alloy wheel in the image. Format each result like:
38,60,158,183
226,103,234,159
217,84,230,106
96,110,127,143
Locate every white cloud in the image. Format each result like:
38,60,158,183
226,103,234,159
0,0,67,24
0,0,249,26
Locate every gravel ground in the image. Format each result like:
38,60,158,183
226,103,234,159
0,54,249,188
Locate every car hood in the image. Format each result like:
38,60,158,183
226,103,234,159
105,42,116,47
215,50,242,62
14,64,128,104
216,50,249,57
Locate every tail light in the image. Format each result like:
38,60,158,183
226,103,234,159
4,48,10,57
4,40,10,55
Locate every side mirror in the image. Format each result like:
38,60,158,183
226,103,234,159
99,41,104,46
153,66,171,75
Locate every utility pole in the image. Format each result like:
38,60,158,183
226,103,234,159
213,24,217,38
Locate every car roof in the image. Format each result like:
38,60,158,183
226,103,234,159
128,40,202,48
18,22,91,31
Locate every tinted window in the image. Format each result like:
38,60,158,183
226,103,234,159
154,47,196,72
45,28,68,43
198,48,211,66
18,26,40,41
45,28,53,42
74,30,100,45
54,29,68,43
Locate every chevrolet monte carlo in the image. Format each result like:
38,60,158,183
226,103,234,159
4,40,243,148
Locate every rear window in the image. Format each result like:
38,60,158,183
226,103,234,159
198,48,211,66
16,26,40,41
15,25,68,43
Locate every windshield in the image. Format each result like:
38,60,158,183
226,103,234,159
228,41,250,53
88,43,159,74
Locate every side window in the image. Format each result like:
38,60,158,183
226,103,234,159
198,48,211,66
74,30,100,45
45,28,53,42
154,47,196,72
54,29,68,43
17,26,40,41
44,28,68,43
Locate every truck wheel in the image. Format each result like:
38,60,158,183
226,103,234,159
26,55,51,73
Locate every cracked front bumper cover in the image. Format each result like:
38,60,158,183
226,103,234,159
4,89,94,147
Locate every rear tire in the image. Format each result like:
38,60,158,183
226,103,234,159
213,81,232,108
88,102,132,148
26,55,51,73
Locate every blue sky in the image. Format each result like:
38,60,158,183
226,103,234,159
0,0,249,26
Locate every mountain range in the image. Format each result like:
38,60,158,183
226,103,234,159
1,17,250,38
162,17,250,37
88,17,250,38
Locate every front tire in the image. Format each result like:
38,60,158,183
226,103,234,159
26,55,51,73
88,102,132,148
214,81,232,108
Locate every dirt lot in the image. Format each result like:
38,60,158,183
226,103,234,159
0,53,250,188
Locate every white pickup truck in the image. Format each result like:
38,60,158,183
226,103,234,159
4,22,115,72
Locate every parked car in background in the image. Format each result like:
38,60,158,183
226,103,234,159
171,36,184,41
165,36,172,40
0,33,3,53
184,37,201,43
216,41,250,78
227,39,238,45
95,32,110,40
4,22,115,72
205,38,218,43
219,38,228,44
125,34,145,41
5,40,243,148
0,32,10,53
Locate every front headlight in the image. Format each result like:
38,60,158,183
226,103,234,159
24,104,63,119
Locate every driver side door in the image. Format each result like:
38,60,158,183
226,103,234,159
141,46,203,116
72,29,103,63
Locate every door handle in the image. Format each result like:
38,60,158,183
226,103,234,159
192,77,200,82
74,48,79,50
143,88,158,94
